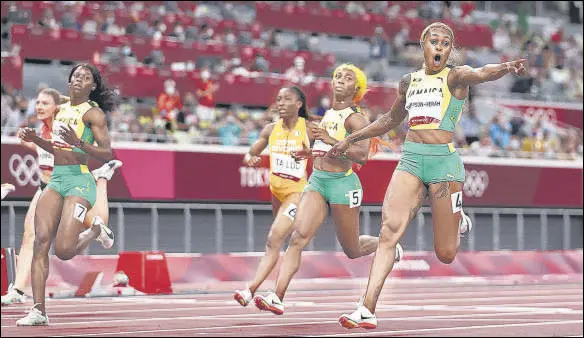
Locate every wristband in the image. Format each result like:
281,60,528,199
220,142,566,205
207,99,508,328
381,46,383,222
76,139,85,149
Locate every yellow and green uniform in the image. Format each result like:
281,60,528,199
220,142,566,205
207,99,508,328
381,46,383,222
47,101,98,206
306,106,363,207
398,66,466,185
268,117,309,202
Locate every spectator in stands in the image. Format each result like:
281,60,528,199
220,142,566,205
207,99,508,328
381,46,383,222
38,9,59,30
144,50,165,68
492,22,511,53
211,109,245,146
391,25,409,64
489,112,512,150
168,22,186,42
346,1,366,16
250,52,270,73
312,96,330,117
226,57,253,77
82,13,101,35
459,104,482,146
470,135,496,157
195,68,219,122
418,1,444,20
365,27,391,82
284,56,314,85
120,44,138,65
172,107,193,144
460,1,476,22
264,29,280,48
222,28,238,46
549,62,570,92
199,24,215,43
149,116,171,143
567,69,583,100
1,83,23,136
295,32,311,51
102,13,124,36
60,6,82,31
242,117,260,145
157,79,183,128
149,19,167,40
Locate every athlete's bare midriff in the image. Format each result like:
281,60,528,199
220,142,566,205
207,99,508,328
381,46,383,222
313,156,353,173
405,129,454,145
53,149,89,166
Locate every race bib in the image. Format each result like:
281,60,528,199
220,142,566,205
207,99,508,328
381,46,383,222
272,153,305,181
451,191,463,214
51,121,74,149
348,189,363,208
74,202,87,223
312,140,332,157
283,203,297,220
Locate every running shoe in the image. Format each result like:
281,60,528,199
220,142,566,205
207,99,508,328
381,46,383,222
459,209,473,237
254,291,284,315
94,216,115,249
16,305,49,326
339,305,377,329
395,242,404,262
92,160,123,181
234,286,253,307
1,285,26,305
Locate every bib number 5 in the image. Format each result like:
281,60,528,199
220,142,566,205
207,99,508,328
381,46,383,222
348,189,362,208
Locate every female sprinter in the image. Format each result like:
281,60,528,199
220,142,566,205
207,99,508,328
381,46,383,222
1,88,121,306
329,22,526,329
253,64,402,315
233,86,311,307
15,64,119,326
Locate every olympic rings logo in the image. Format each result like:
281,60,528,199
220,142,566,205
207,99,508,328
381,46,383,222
9,154,41,187
463,169,489,198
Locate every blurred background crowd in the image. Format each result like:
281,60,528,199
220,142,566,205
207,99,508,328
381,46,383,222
1,1,582,160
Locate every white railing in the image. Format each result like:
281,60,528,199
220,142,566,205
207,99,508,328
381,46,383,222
1,201,582,254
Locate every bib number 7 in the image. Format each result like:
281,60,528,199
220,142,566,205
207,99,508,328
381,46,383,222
348,189,363,208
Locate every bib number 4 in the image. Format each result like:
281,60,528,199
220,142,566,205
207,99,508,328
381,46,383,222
451,191,463,213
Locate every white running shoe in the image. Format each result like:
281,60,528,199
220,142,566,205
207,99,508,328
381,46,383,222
78,216,114,249
92,160,123,181
233,287,253,307
339,305,377,330
16,305,49,326
1,285,26,305
254,292,284,315
1,183,15,200
93,216,114,249
395,242,404,262
459,209,473,238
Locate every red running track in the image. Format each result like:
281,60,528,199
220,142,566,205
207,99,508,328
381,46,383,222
1,276,582,337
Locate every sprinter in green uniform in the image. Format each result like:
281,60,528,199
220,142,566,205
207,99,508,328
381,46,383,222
253,64,403,316
329,22,527,329
16,64,119,326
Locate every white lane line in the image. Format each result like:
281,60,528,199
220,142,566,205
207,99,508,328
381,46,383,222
2,300,582,320
3,304,581,329
2,290,581,312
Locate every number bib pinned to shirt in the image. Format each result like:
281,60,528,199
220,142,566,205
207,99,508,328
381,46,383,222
271,153,306,181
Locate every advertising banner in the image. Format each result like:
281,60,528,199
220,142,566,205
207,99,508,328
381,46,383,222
2,141,581,208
